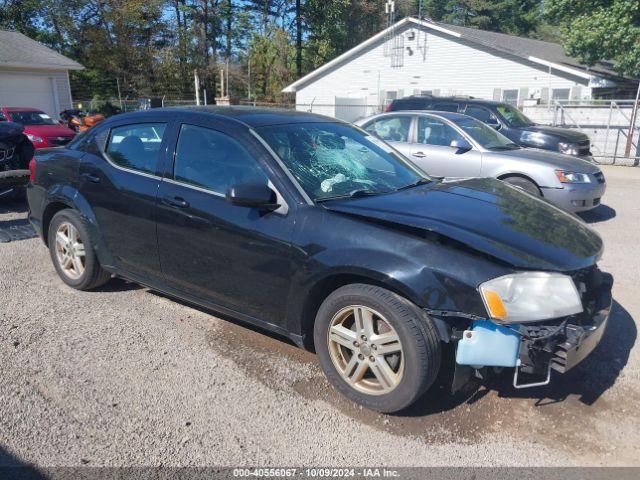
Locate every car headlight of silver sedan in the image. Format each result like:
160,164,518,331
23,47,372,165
555,169,591,184
479,272,583,323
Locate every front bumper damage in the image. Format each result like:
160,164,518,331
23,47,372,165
452,267,613,390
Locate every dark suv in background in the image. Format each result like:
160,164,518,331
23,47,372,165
387,96,593,160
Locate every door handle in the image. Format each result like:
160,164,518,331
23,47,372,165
162,196,190,209
82,172,101,183
412,151,427,158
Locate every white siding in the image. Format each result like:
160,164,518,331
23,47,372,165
0,67,73,117
295,24,591,116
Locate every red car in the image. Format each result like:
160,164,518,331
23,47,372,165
0,107,76,148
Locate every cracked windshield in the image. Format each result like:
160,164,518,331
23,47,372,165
257,122,427,201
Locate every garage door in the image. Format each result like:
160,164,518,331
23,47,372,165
0,73,57,116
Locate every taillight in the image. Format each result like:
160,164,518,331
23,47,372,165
29,157,36,182
384,102,394,112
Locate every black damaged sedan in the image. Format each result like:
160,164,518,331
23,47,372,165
27,107,612,413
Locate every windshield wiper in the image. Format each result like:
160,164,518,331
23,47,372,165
315,189,383,202
396,177,433,191
489,144,520,151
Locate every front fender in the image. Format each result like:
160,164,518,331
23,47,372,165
286,242,502,339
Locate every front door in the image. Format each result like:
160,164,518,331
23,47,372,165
155,121,295,326
410,116,482,178
78,120,169,280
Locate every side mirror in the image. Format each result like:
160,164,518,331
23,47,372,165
450,138,473,152
486,119,501,130
226,182,280,211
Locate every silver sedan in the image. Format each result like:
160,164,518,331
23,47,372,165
355,111,606,212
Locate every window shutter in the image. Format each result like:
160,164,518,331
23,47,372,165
518,87,529,105
433,89,440,96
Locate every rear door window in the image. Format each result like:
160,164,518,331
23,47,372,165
363,116,412,142
105,123,167,175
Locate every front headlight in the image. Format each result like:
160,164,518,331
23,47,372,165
555,170,591,184
26,133,44,143
558,142,579,155
479,272,583,323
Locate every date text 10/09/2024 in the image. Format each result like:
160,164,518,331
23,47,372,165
232,468,400,478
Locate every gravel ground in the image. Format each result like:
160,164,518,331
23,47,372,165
1,165,639,468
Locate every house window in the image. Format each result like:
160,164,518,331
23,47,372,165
502,89,519,106
421,90,433,96
552,88,571,102
386,91,397,101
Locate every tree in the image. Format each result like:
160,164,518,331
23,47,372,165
544,0,640,77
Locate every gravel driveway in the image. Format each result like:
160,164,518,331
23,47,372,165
1,165,639,468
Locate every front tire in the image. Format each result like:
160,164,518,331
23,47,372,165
501,175,541,196
48,209,111,290
314,284,441,413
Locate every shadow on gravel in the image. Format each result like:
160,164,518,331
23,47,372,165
0,445,47,479
95,277,144,293
578,204,616,224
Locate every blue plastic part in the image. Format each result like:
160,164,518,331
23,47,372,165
455,319,521,368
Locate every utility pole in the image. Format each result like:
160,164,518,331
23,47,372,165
296,0,302,77
194,70,201,106
624,81,640,158
116,77,123,111
248,57,251,101
226,58,230,99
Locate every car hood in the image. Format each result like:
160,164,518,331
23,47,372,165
0,121,24,142
323,178,603,272
490,147,600,173
24,124,75,137
526,125,589,143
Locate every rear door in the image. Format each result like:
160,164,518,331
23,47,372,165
78,118,170,281
410,116,482,178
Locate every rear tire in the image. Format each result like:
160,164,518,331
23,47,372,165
48,209,111,290
501,176,541,196
314,284,441,413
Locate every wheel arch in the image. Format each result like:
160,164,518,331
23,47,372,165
41,188,114,269
497,172,543,195
295,270,423,351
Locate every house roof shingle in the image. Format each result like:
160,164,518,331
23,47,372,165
0,29,83,70
284,17,631,93
436,21,618,79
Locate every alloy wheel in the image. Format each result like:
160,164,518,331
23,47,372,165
327,305,404,395
54,222,86,280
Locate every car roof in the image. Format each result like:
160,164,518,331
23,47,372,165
395,97,505,107
366,110,473,123
110,106,341,128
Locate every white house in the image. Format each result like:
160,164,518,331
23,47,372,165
283,17,637,122
0,29,83,118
